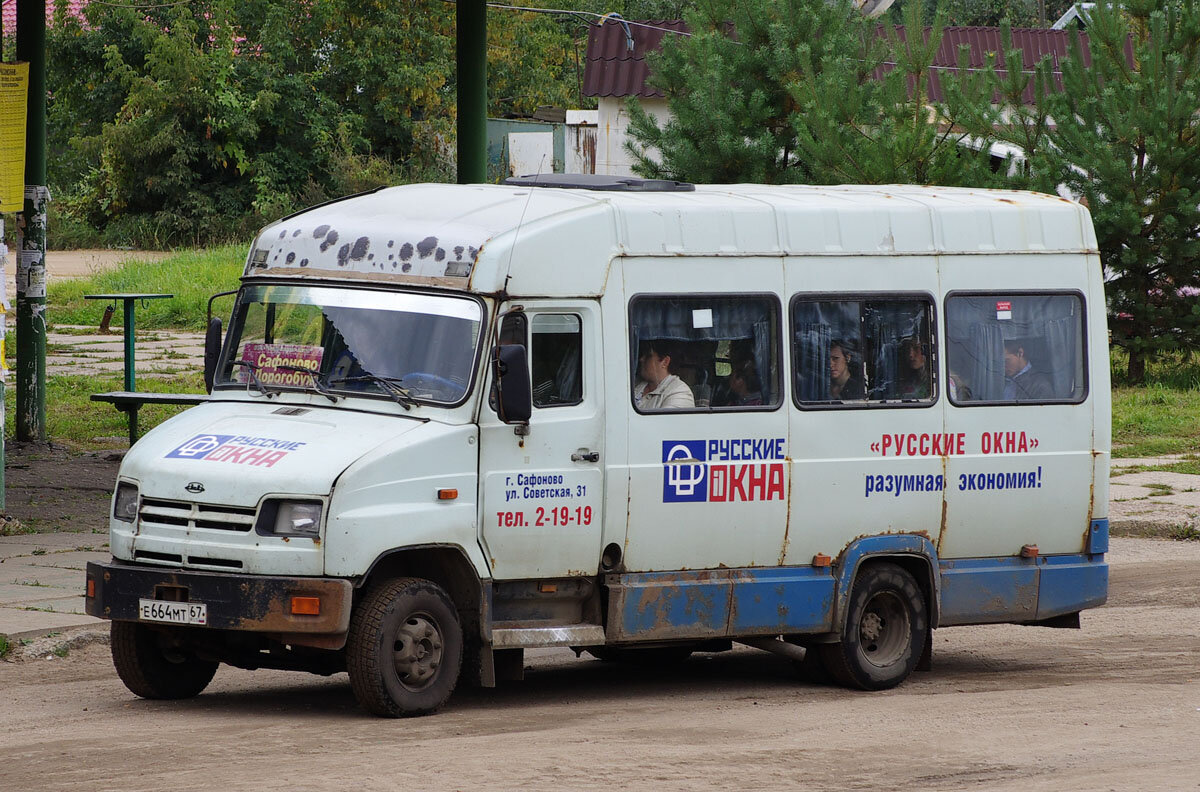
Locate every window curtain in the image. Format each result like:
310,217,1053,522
794,323,831,401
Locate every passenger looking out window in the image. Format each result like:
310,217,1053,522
793,297,934,407
829,340,865,400
944,293,1085,404
629,295,780,413
633,340,695,410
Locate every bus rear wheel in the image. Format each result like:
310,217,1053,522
818,562,927,690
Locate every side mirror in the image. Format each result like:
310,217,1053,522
204,317,222,394
495,344,531,424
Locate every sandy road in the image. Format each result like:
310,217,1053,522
2,537,1199,792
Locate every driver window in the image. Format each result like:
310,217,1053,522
531,314,583,408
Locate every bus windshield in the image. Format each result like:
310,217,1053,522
216,284,484,406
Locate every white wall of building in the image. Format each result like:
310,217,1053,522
596,97,669,177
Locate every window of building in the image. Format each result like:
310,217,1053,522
944,293,1086,404
792,296,935,407
629,295,780,412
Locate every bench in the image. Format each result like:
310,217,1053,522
90,392,208,445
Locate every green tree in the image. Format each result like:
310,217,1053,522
792,1,996,185
624,0,995,185
946,1,1200,381
625,0,871,183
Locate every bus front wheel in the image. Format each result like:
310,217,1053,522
347,577,463,717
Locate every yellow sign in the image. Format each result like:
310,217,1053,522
1,62,30,213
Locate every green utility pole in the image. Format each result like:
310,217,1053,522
15,0,47,443
457,0,487,184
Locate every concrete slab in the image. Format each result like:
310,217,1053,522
1,565,83,589
24,551,109,571
0,606,103,640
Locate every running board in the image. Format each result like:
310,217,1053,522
491,624,606,648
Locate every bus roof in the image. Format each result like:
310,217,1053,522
245,183,1098,295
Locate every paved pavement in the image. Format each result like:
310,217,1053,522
2,251,1198,648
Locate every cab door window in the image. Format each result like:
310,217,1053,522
531,314,583,407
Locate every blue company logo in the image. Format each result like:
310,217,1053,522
165,434,233,460
662,440,707,502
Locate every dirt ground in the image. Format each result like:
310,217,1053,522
2,442,119,534
1,536,1198,792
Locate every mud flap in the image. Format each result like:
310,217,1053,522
917,626,933,672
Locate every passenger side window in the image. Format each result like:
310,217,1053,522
792,296,935,407
629,295,780,412
531,314,583,407
944,293,1086,404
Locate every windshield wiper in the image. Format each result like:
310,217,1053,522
328,374,417,410
275,364,339,403
229,360,280,398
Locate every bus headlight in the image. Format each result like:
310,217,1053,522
256,500,323,537
113,482,139,523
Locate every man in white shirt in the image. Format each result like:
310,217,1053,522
633,340,695,410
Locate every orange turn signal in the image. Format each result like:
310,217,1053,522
290,596,321,616
812,553,832,568
86,578,95,598
437,488,458,501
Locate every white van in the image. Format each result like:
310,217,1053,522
86,176,1111,717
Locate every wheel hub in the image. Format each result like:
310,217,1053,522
393,614,444,689
860,611,884,644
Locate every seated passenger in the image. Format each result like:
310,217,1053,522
727,358,763,406
1003,340,1053,400
829,340,865,400
898,336,931,399
634,340,695,410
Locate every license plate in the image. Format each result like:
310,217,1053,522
138,598,207,626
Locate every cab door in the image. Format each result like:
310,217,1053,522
478,302,605,580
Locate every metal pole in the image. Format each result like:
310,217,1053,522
456,0,487,184
15,0,47,443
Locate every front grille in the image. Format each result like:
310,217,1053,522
140,498,257,532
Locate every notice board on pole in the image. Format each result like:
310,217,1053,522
0,62,29,213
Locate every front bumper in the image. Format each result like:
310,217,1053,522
85,560,352,638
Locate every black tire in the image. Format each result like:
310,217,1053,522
818,562,928,690
110,621,219,700
346,577,463,717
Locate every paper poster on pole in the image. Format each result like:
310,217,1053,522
0,62,30,213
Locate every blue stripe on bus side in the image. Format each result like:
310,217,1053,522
728,567,835,634
606,545,1107,640
937,552,1109,626
938,557,1040,625
1036,553,1108,619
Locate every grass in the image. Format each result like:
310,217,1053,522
1168,524,1200,542
46,245,246,332
1111,349,1200,458
3,371,206,451
0,635,10,660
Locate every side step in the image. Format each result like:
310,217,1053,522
491,624,606,649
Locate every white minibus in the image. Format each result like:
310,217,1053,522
86,175,1110,716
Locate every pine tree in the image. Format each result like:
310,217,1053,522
624,0,872,183
791,1,997,185
624,0,996,185
946,0,1200,380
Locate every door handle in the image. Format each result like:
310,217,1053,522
571,450,600,463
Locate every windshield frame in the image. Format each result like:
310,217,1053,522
215,280,488,409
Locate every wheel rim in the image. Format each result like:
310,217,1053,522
392,612,445,691
857,590,911,669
